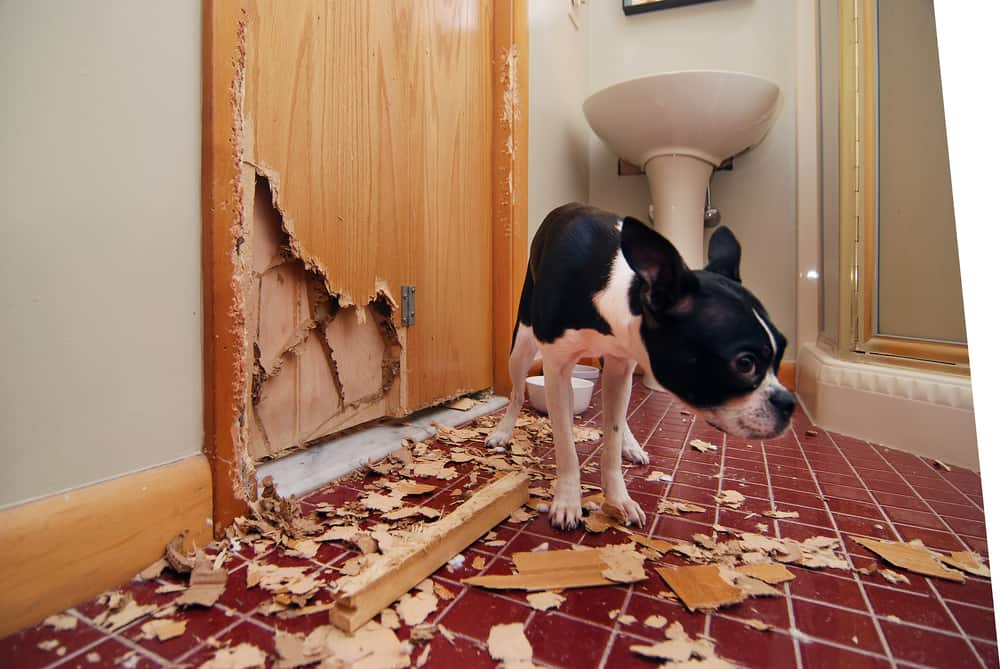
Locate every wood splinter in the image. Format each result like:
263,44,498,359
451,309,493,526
329,472,530,632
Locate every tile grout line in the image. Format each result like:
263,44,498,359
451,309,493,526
865,441,989,669
703,426,727,647
793,427,900,668
791,592,1000,646
760,433,805,669
595,388,671,669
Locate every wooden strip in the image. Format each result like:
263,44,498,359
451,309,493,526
202,0,249,535
331,472,530,632
491,0,529,396
851,536,965,582
0,456,212,637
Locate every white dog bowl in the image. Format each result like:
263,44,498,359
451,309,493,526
572,364,601,383
525,375,594,415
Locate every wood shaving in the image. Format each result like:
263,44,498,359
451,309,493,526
138,558,169,581
689,439,718,453
644,614,668,628
880,568,911,585
659,499,708,515
380,608,400,630
93,592,157,632
508,507,535,523
743,618,774,631
932,459,951,472
472,555,487,570
735,563,796,584
273,622,407,669
762,509,800,519
645,470,673,482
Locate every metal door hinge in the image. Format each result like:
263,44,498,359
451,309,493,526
401,285,416,326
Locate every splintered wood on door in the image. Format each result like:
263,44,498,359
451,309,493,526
241,1,494,459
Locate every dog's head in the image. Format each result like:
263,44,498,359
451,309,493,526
620,217,795,439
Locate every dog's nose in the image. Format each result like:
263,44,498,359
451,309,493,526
769,389,796,419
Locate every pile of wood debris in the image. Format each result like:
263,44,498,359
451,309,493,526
59,413,989,669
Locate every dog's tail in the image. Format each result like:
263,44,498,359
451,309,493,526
511,269,534,352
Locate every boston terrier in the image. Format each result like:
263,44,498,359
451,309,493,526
487,203,795,530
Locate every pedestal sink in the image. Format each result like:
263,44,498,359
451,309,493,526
583,70,782,268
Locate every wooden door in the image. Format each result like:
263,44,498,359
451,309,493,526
237,0,495,459
202,0,526,532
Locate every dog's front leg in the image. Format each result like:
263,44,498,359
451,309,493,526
600,356,647,526
542,352,582,530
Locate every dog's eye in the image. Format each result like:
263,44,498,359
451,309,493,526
733,354,757,375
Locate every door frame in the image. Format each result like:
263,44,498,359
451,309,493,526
201,0,528,535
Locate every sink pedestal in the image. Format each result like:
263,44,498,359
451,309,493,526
645,154,715,269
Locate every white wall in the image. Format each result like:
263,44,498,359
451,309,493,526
527,0,591,243
586,0,799,356
0,2,204,507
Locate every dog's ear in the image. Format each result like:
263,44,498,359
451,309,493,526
621,216,695,312
705,226,742,283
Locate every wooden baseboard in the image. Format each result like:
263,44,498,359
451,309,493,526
779,361,797,392
0,455,213,638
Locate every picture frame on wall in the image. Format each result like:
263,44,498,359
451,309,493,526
623,0,721,16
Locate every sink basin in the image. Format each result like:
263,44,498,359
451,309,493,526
583,70,781,169
583,70,781,268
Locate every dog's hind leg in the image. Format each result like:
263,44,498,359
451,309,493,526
486,323,538,448
543,350,583,530
599,356,647,526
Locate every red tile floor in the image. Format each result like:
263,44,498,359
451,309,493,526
3,380,995,668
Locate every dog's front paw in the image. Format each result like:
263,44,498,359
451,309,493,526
604,495,647,527
549,490,583,530
485,428,513,448
622,435,650,465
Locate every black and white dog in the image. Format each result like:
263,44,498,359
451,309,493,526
487,203,795,530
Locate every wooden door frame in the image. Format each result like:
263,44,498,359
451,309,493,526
201,0,529,535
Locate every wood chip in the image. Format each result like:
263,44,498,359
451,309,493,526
433,582,456,600
852,536,965,582
715,490,746,508
472,555,487,570
762,509,800,519
656,565,746,611
43,614,78,631
140,619,187,641
645,470,673,482
508,507,535,523
526,591,566,611
932,459,951,472
176,554,228,607
689,439,718,452
94,592,157,632
198,643,268,669
446,397,477,411
630,621,735,666
743,618,773,631
396,590,438,626
380,608,400,630
488,623,534,666
940,551,990,578
138,558,169,581
804,429,818,437
644,614,668,629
